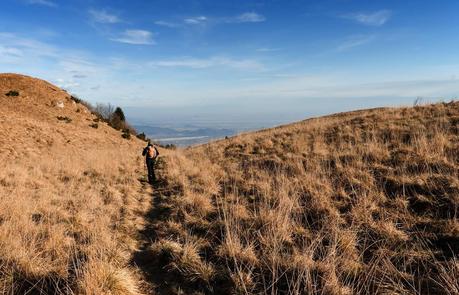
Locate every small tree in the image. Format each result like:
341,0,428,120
113,107,125,122
109,107,126,130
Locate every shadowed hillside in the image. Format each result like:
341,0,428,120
140,102,459,294
0,74,152,294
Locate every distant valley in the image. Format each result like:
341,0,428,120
134,125,237,146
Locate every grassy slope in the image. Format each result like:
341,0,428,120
1,74,458,295
142,102,459,294
0,74,152,294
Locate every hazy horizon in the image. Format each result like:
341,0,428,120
2,0,459,138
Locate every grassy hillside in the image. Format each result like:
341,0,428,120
1,74,458,295
0,74,152,294
141,102,459,294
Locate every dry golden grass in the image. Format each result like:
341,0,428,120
0,74,152,294
144,102,459,294
2,73,459,295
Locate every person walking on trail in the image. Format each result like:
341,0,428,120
142,142,159,184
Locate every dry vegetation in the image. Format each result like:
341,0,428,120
0,74,152,294
142,102,459,294
1,73,459,295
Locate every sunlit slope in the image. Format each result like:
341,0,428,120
147,102,459,294
0,73,151,295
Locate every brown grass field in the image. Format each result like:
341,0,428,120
0,74,152,294
1,73,458,294
145,102,459,294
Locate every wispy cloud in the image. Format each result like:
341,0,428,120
26,0,56,7
256,47,281,52
110,30,155,45
0,32,57,58
0,45,24,64
154,20,180,28
148,56,263,70
0,32,104,92
56,78,80,89
184,16,208,25
72,73,87,79
343,10,392,26
337,35,374,51
183,12,266,26
0,46,23,57
231,12,266,23
89,9,121,24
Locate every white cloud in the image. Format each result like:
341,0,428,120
0,32,108,94
256,47,280,52
72,74,87,79
233,12,266,23
89,9,121,24
148,56,263,70
59,58,99,75
56,78,80,89
343,10,392,26
0,32,57,57
180,12,265,27
0,46,23,58
154,20,180,28
184,16,208,25
26,0,56,7
337,35,374,51
110,30,155,45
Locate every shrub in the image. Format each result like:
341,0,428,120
89,123,99,129
57,116,72,123
65,95,139,136
164,144,177,150
121,129,131,140
5,90,19,97
113,107,125,122
70,95,82,104
136,132,147,141
92,104,129,131
110,108,126,130
94,103,114,121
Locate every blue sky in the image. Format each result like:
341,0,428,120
1,0,459,127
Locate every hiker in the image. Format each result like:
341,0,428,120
142,142,159,184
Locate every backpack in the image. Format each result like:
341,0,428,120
147,146,158,159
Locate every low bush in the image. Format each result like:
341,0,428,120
122,129,131,140
136,132,147,141
56,116,72,123
68,94,139,137
89,123,99,129
5,90,19,97
163,143,177,150
70,95,82,104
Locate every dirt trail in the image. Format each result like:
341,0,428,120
132,156,188,294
